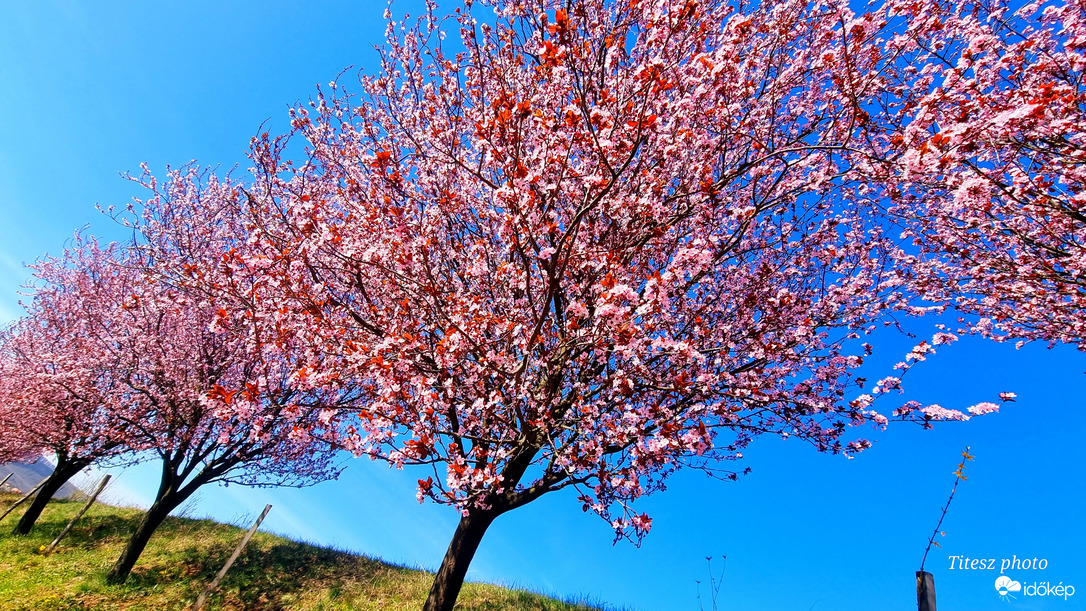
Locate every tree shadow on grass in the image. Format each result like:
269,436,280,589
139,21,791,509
64,514,145,548
114,527,402,609
212,539,397,608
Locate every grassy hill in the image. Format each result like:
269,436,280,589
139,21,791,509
0,492,611,611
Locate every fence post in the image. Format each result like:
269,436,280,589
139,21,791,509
0,475,50,523
191,504,272,611
42,474,111,556
917,571,937,611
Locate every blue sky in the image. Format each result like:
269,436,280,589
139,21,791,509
2,2,1084,610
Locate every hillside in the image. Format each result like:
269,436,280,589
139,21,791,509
0,459,82,499
0,492,611,611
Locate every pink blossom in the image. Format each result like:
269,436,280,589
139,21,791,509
967,402,1000,416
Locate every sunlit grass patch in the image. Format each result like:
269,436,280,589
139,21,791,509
0,492,612,610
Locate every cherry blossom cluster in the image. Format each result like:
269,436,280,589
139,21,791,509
874,0,1086,347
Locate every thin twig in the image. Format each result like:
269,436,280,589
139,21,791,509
920,447,973,572
696,555,728,610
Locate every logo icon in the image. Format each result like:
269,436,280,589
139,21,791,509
996,576,1022,601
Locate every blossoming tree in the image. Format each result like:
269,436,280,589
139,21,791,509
192,0,1009,608
96,179,358,584
0,241,136,535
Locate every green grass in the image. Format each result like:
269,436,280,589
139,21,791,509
0,492,610,611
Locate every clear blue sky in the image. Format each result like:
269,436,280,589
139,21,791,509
2,3,1083,610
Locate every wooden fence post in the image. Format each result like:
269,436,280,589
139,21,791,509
191,504,272,611
0,475,50,523
917,570,937,611
42,474,111,556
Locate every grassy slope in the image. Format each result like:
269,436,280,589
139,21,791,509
0,492,608,611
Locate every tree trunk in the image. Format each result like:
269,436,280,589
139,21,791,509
106,462,195,584
423,509,499,611
106,495,181,584
12,457,88,535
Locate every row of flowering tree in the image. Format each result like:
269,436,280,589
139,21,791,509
2,0,1081,607
0,227,349,582
118,0,1082,608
